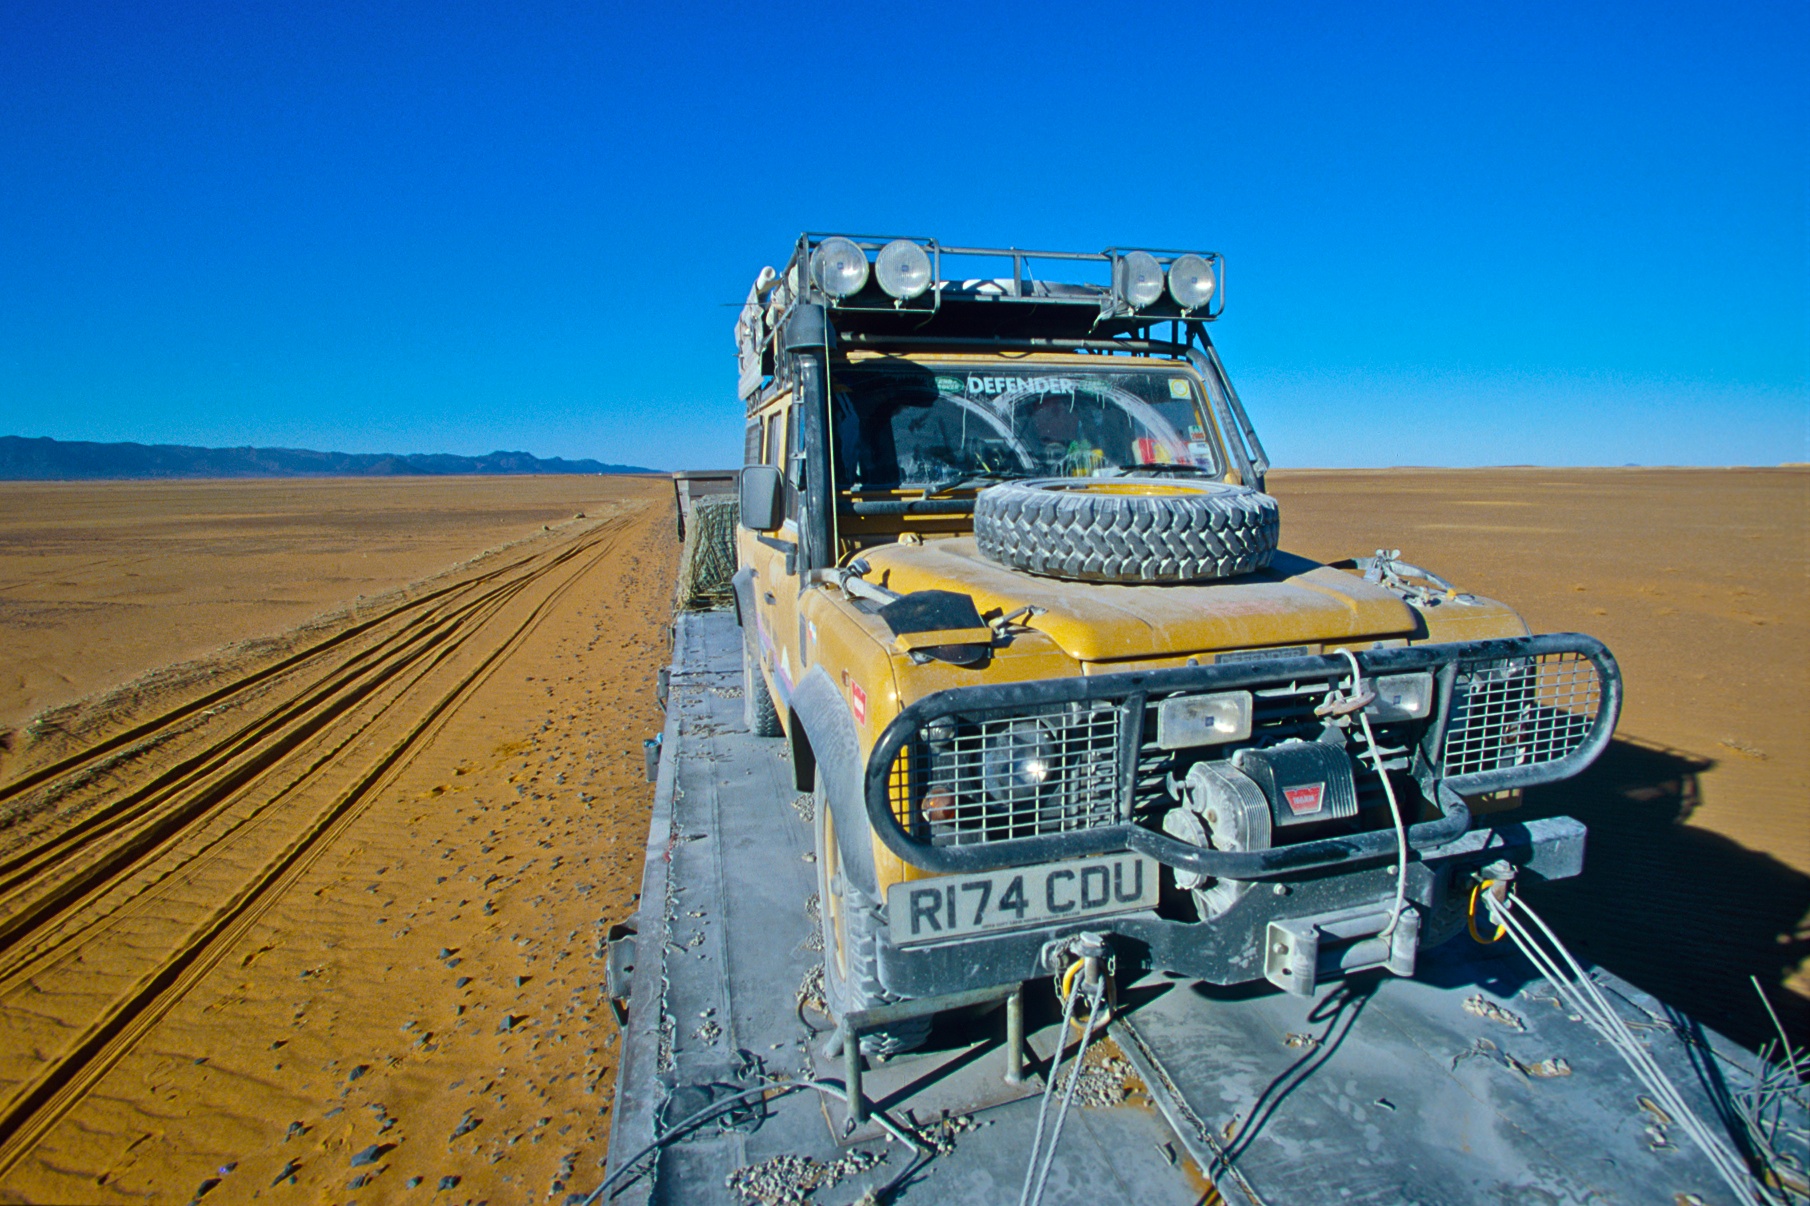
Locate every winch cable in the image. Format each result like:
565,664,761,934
1337,648,1410,939
1019,963,1109,1206
576,1078,925,1204
1478,883,1774,1205
1016,966,1081,1206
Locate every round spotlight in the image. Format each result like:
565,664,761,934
1168,253,1218,310
875,239,932,300
981,719,1057,810
809,237,870,300
1118,250,1164,308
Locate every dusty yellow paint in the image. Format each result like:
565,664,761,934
735,352,1532,899
862,540,1423,662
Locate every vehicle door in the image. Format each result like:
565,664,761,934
744,395,805,714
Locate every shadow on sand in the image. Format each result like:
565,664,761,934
1516,736,1809,1051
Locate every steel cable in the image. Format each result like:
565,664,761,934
1337,648,1409,939
1482,889,1773,1204
1020,967,1108,1206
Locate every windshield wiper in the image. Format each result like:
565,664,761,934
1115,463,1214,477
923,470,1021,497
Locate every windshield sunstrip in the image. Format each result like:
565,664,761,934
829,360,1225,495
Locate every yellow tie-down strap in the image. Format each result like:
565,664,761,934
892,626,994,653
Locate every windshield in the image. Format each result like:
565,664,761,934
830,361,1222,491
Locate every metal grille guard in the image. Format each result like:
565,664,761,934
862,633,1621,878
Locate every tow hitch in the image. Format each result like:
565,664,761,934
1264,903,1420,996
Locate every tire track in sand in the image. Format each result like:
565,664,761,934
0,529,610,993
0,516,635,1177
0,524,623,960
0,534,572,813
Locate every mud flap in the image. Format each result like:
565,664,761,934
730,566,755,629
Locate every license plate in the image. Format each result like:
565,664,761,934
887,854,1159,947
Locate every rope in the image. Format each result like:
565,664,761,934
1481,886,1775,1205
1020,963,1109,1206
1337,648,1410,939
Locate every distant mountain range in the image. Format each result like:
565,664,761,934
0,435,654,480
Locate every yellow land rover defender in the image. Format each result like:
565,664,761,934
732,235,1620,1054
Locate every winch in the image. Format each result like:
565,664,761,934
1162,740,1362,920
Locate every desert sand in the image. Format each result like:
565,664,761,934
0,467,1800,1202
0,475,678,1203
0,476,664,740
1269,467,1808,1047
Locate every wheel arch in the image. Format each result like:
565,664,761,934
788,665,878,899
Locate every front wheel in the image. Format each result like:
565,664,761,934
815,782,930,1057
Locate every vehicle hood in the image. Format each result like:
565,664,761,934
859,537,1419,663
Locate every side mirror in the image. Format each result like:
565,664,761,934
739,465,784,532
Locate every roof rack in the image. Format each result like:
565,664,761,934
736,234,1225,399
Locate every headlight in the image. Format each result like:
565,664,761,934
875,239,932,300
1168,253,1217,310
810,237,870,299
1367,672,1434,721
1155,690,1253,749
1116,250,1165,308
981,719,1056,808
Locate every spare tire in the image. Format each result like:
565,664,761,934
974,477,1280,583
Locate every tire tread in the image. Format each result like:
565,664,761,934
975,478,1281,583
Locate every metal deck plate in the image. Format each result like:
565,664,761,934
606,612,1198,1205
606,609,1785,1206
1115,947,1765,1205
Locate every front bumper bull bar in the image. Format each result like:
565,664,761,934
876,814,1587,996
862,633,1621,881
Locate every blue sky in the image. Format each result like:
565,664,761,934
1,1,1804,469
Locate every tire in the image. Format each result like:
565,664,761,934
742,633,782,737
974,477,1280,583
815,782,931,1057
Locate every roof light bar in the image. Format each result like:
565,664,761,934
796,237,1223,317
810,237,869,299
1168,253,1218,311
734,236,1229,398
875,239,932,300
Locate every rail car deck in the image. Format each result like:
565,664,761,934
603,609,1780,1205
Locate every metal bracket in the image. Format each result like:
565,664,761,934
835,981,1024,1131
603,923,637,1027
1039,930,1112,977
1264,905,1420,997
